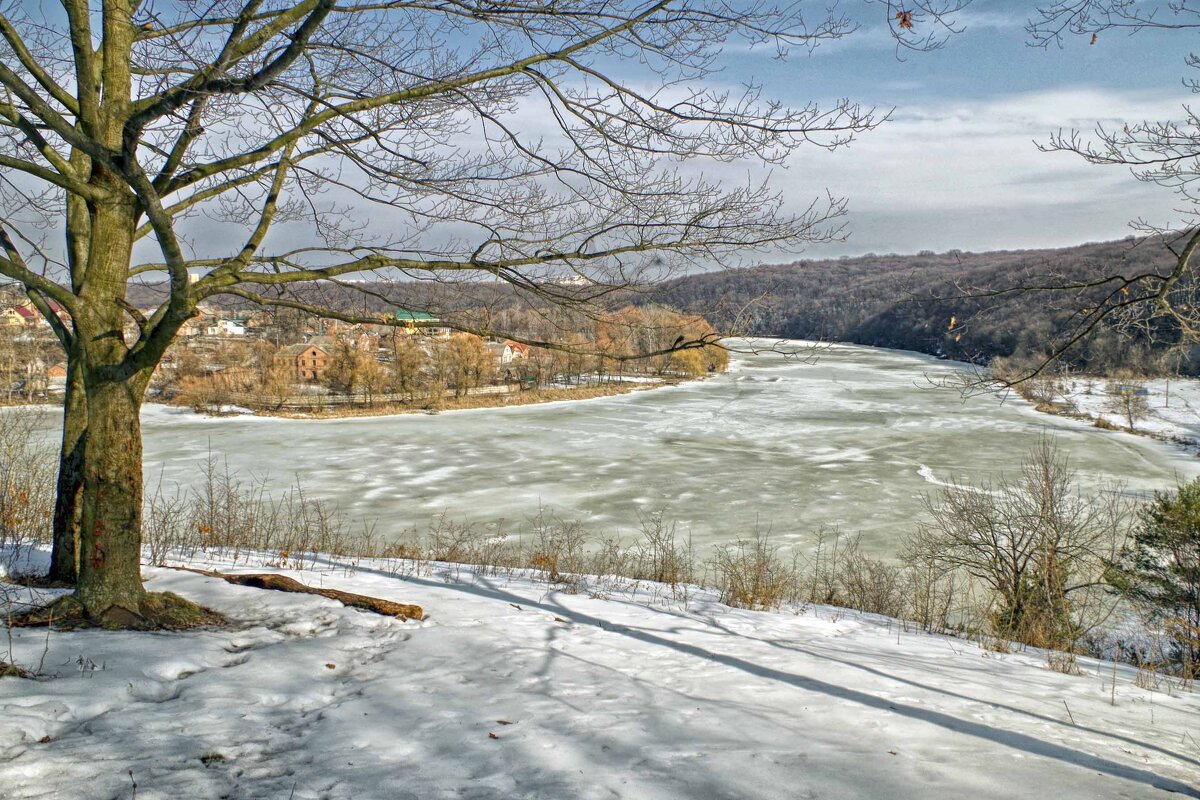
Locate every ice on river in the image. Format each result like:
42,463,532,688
110,341,1200,555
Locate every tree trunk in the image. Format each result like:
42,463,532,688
74,371,150,617
48,361,86,583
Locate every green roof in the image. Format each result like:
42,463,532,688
394,310,439,322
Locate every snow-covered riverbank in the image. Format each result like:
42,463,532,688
2,550,1197,799
1038,376,1200,455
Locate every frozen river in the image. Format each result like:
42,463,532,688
116,341,1200,556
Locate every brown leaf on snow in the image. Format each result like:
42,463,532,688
488,732,500,740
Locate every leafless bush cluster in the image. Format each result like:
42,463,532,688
144,455,372,571
708,531,800,611
144,472,704,601
0,410,55,575
902,438,1132,658
790,529,967,631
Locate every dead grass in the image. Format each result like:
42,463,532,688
13,592,225,631
0,660,31,678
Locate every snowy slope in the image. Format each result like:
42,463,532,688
1,552,1198,800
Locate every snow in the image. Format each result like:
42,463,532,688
2,549,1198,799
1059,377,1200,452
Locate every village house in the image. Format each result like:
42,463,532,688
203,318,247,337
486,339,530,365
276,342,331,382
46,362,67,394
2,299,70,328
394,310,452,338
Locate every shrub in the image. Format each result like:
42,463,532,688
902,437,1130,651
711,531,799,610
1108,478,1200,678
0,409,55,575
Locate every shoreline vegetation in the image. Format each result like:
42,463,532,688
0,374,701,419
1004,371,1200,457
221,377,698,420
4,438,1189,680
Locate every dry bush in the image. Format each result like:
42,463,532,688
0,409,55,574
798,528,853,606
426,514,518,573
143,454,377,569
902,437,1131,652
836,545,907,619
711,530,800,611
1047,650,1082,675
899,548,963,633
526,507,588,584
631,510,694,587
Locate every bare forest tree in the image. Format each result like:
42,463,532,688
0,0,918,624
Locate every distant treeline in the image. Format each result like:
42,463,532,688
123,237,1199,377
653,238,1200,376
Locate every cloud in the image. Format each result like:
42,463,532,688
748,86,1196,256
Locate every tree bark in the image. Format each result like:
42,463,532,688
74,373,150,616
48,362,85,583
71,185,151,618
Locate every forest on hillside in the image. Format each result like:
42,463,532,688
124,237,1200,377
654,238,1200,376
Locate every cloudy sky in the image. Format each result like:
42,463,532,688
99,1,1200,269
724,0,1197,257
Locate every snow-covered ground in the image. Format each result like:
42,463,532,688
2,550,1198,799
1058,377,1200,451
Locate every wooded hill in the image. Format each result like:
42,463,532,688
653,238,1198,376
123,237,1197,377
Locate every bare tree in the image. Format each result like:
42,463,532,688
903,437,1131,649
0,1,895,624
1105,380,1151,431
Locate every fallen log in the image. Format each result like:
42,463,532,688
171,567,424,620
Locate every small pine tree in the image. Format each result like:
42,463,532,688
1109,480,1200,677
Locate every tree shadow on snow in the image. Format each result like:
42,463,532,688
365,563,1200,798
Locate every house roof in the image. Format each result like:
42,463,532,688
394,310,439,322
281,343,329,357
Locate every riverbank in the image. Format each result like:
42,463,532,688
1018,376,1200,457
256,378,689,420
